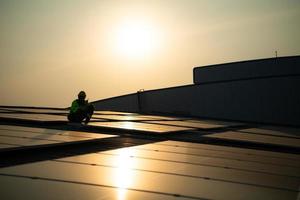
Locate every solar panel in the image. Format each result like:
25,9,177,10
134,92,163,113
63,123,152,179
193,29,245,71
88,121,195,133
0,159,297,200
0,109,16,113
0,129,113,143
144,120,228,129
239,127,300,138
204,131,300,148
0,113,68,122
0,135,59,147
92,115,155,121
0,108,299,200
0,125,60,133
0,175,181,200
0,108,68,114
0,125,110,139
104,148,300,177
130,143,300,167
158,140,300,160
186,119,243,126
93,111,137,115
0,143,19,149
142,115,185,120
0,125,116,150
57,151,300,191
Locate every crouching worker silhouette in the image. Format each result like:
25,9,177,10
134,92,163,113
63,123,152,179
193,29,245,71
68,91,94,124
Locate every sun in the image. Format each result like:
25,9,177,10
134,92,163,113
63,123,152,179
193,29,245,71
114,20,159,59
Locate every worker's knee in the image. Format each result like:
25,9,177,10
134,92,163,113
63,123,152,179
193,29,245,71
88,104,95,112
87,103,94,114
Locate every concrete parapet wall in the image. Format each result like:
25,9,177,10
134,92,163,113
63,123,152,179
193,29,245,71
93,56,300,126
93,93,139,112
139,76,300,126
193,56,300,84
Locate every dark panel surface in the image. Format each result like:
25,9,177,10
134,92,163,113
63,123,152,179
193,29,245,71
0,113,68,122
132,143,300,167
0,125,116,150
0,125,115,139
144,120,228,129
0,108,68,114
240,127,300,138
159,140,300,160
205,131,300,148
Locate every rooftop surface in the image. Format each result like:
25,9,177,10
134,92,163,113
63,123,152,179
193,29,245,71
0,106,300,200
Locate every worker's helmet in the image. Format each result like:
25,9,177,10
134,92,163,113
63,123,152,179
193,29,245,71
78,91,86,99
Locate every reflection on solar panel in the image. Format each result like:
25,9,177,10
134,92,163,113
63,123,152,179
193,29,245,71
144,120,229,129
88,121,195,133
57,150,299,191
93,111,185,121
0,141,299,200
186,119,243,126
0,125,116,150
93,111,136,115
142,115,185,120
205,131,300,148
92,115,155,121
104,146,300,177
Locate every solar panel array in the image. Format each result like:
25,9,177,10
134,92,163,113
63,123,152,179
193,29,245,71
1,140,299,199
0,107,238,133
0,107,299,199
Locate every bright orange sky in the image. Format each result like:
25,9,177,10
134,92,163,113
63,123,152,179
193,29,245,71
1,0,300,107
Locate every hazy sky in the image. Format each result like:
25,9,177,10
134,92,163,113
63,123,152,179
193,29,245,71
1,0,299,107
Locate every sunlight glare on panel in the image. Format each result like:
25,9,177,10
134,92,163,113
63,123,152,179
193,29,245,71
113,148,136,200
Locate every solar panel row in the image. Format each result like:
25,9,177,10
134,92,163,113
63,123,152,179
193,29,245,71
0,141,299,200
0,109,299,200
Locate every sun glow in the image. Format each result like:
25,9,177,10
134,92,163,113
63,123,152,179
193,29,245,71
114,20,160,59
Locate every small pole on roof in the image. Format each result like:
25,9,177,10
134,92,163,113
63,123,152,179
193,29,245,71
137,89,144,113
275,50,278,58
